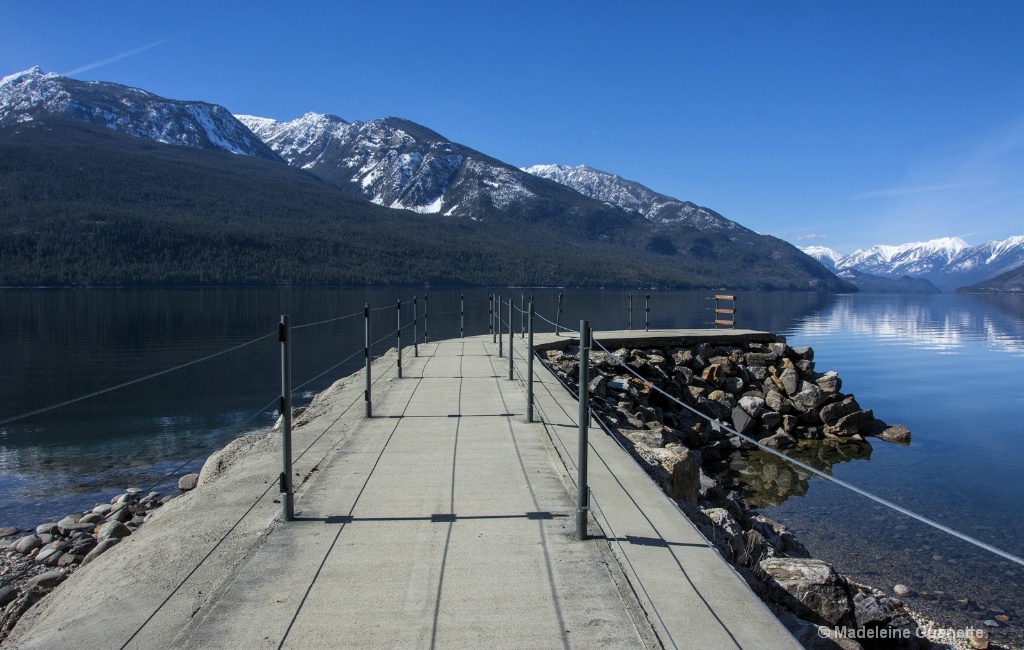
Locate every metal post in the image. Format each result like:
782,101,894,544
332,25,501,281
576,320,591,540
489,294,494,343
424,294,429,344
413,297,419,357
527,301,535,422
364,303,372,418
555,292,563,336
507,297,514,381
279,315,295,521
520,292,525,338
645,293,650,332
396,300,402,379
498,295,503,357
629,294,633,330
460,293,464,339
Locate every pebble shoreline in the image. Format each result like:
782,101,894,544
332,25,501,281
544,335,1016,650
0,473,200,643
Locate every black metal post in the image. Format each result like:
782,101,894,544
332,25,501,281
413,296,419,357
396,299,402,379
508,296,514,380
555,292,563,336
498,294,503,357
489,294,494,343
520,292,525,338
424,294,429,344
364,303,372,417
645,293,650,332
576,320,591,539
460,293,464,339
279,315,294,521
629,293,633,330
527,301,535,422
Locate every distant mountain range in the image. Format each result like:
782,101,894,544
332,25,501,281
803,236,1024,292
0,66,852,290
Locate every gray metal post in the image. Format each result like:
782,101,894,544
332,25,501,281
527,301,534,422
576,320,591,540
396,300,402,379
520,292,525,338
413,297,419,357
507,297,514,381
498,294,503,357
555,292,563,336
629,293,633,330
279,315,294,521
460,293,464,339
364,303,372,418
424,294,429,344
645,293,650,332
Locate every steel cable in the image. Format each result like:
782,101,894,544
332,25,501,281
291,310,363,330
0,330,277,427
589,336,1024,568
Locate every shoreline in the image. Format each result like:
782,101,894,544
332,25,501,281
2,336,1019,648
541,334,1017,649
0,351,388,648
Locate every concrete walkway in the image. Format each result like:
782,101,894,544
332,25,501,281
5,332,799,649
178,332,796,649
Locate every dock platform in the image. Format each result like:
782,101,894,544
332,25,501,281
5,332,799,649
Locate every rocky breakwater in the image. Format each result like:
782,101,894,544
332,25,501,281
0,476,198,643
540,337,983,649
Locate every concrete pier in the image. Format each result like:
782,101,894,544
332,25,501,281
4,332,798,649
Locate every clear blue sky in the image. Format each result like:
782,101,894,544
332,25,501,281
3,1,1022,253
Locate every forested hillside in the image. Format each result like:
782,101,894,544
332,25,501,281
0,119,846,289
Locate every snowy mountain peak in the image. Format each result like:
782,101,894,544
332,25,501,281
524,162,744,231
800,246,845,270
0,67,280,160
804,236,1024,290
237,112,478,214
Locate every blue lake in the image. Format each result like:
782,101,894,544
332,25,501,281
1,288,1021,631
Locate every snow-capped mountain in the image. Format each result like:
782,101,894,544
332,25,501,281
523,164,742,231
802,236,1024,290
237,113,482,214
0,65,853,290
800,246,844,271
0,67,279,160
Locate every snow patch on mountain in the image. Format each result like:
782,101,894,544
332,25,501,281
1,67,279,159
238,112,473,214
801,246,844,270
524,163,742,231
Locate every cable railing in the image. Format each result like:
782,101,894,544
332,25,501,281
523,306,1024,572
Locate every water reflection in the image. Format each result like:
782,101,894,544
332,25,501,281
724,439,874,508
795,294,1024,355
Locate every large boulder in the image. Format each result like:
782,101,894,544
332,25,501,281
790,383,829,412
870,422,912,445
759,557,853,627
814,371,842,394
25,570,67,591
820,396,861,424
823,409,874,437
730,406,757,435
14,535,41,554
778,368,801,396
96,521,132,542
178,473,200,491
659,448,701,502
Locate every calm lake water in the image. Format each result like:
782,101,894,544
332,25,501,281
1,288,1022,633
